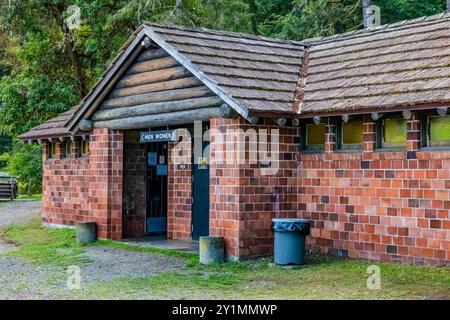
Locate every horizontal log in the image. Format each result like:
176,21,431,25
136,48,168,62
116,66,190,88
108,76,201,99
92,96,223,121
94,107,222,130
220,104,238,118
101,86,213,109
126,56,180,75
79,119,93,131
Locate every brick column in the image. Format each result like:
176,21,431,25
407,112,420,159
167,134,192,240
71,138,78,159
89,128,123,240
324,118,335,160
210,117,299,260
362,114,376,166
55,140,63,159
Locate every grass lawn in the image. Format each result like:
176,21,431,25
2,218,450,300
0,200,11,208
16,194,42,201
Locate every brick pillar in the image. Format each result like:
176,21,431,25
324,118,335,160
362,114,376,166
55,140,63,159
167,134,192,240
210,117,299,260
71,138,78,159
407,112,420,159
89,128,123,240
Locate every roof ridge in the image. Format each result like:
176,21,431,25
142,21,305,47
301,11,450,45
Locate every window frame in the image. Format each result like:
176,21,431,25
336,117,364,152
62,140,72,159
376,114,407,151
48,141,57,159
77,138,89,158
421,112,450,149
301,120,326,153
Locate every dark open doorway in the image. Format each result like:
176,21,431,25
146,142,168,234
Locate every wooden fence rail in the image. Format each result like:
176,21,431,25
0,176,18,200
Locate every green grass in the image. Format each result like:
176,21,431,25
1,218,450,299
2,218,89,267
16,194,42,201
0,200,11,208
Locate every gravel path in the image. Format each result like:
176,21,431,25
0,200,188,299
0,201,41,228
0,247,187,299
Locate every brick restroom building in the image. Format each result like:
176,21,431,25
21,14,450,265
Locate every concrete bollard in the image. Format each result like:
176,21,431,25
199,236,225,264
76,222,97,244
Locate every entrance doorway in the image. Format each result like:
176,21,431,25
146,142,168,234
191,131,210,240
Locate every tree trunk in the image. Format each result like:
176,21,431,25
28,177,31,196
50,5,87,99
63,24,87,99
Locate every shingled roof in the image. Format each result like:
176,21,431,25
144,22,305,114
300,12,450,115
20,107,78,140
20,12,450,140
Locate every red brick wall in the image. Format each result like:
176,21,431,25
209,117,299,260
167,135,192,240
42,139,90,228
298,114,450,266
42,128,124,240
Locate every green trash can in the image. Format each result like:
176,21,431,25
272,218,310,265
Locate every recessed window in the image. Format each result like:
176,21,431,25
337,118,363,150
62,140,72,159
77,139,89,158
303,123,325,151
48,141,57,159
423,115,450,147
377,116,407,149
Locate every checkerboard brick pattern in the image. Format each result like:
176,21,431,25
298,113,450,266
40,114,450,265
209,117,299,260
42,128,123,240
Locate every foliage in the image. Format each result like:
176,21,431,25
0,0,446,187
0,142,42,194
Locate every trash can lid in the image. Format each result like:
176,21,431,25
272,218,309,223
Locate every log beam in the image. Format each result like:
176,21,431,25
93,107,222,130
219,104,238,118
92,96,223,121
101,87,212,109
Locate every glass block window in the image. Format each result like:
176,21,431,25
338,120,363,150
63,140,72,159
49,141,57,159
305,123,325,151
427,115,450,147
77,139,89,158
380,117,407,148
